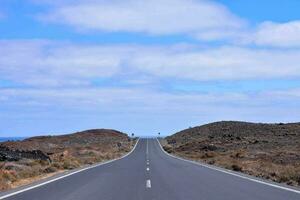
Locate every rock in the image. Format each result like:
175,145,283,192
201,144,218,151
0,146,51,162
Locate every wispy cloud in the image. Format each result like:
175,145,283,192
131,46,300,80
0,40,124,87
1,86,300,124
2,40,300,88
251,21,300,47
34,0,300,47
0,87,247,108
38,0,245,41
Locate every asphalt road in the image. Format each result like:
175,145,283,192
1,138,300,200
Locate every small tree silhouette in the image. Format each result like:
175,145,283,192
131,133,134,137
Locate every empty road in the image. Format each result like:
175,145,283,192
1,138,299,200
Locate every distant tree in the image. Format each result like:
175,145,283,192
158,132,161,136
131,133,134,137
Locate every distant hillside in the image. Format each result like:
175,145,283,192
169,121,300,139
0,137,26,142
163,121,300,187
0,129,136,191
2,129,129,153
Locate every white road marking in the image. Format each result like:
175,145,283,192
147,162,149,165
146,138,149,155
0,139,140,200
146,167,150,171
156,138,300,194
146,180,151,188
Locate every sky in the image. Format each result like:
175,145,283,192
1,0,300,137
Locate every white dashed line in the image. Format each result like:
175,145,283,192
146,167,150,171
146,139,149,155
146,180,151,188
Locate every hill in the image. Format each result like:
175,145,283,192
0,129,136,191
162,121,300,187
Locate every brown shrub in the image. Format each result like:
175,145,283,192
201,152,216,158
277,166,300,184
51,162,62,170
1,170,17,183
43,166,57,173
17,166,42,179
231,164,242,172
62,159,80,170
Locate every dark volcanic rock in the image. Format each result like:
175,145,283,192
0,146,50,162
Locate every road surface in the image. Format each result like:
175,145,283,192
1,138,299,200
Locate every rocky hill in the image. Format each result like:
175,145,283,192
0,129,136,191
163,121,300,187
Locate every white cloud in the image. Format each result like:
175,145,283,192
0,87,242,104
195,29,245,41
1,87,300,125
130,46,300,80
0,40,125,87
35,0,300,47
0,87,269,116
251,21,300,47
2,40,300,87
39,0,244,40
264,88,300,99
2,86,300,136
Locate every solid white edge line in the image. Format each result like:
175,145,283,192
156,138,300,194
0,139,140,200
146,179,151,188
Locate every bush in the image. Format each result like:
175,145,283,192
278,167,300,184
163,146,173,153
62,159,80,170
17,166,41,179
1,170,17,183
51,162,62,169
231,164,242,172
43,166,57,173
201,152,216,158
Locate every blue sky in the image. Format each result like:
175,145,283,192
1,0,300,137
